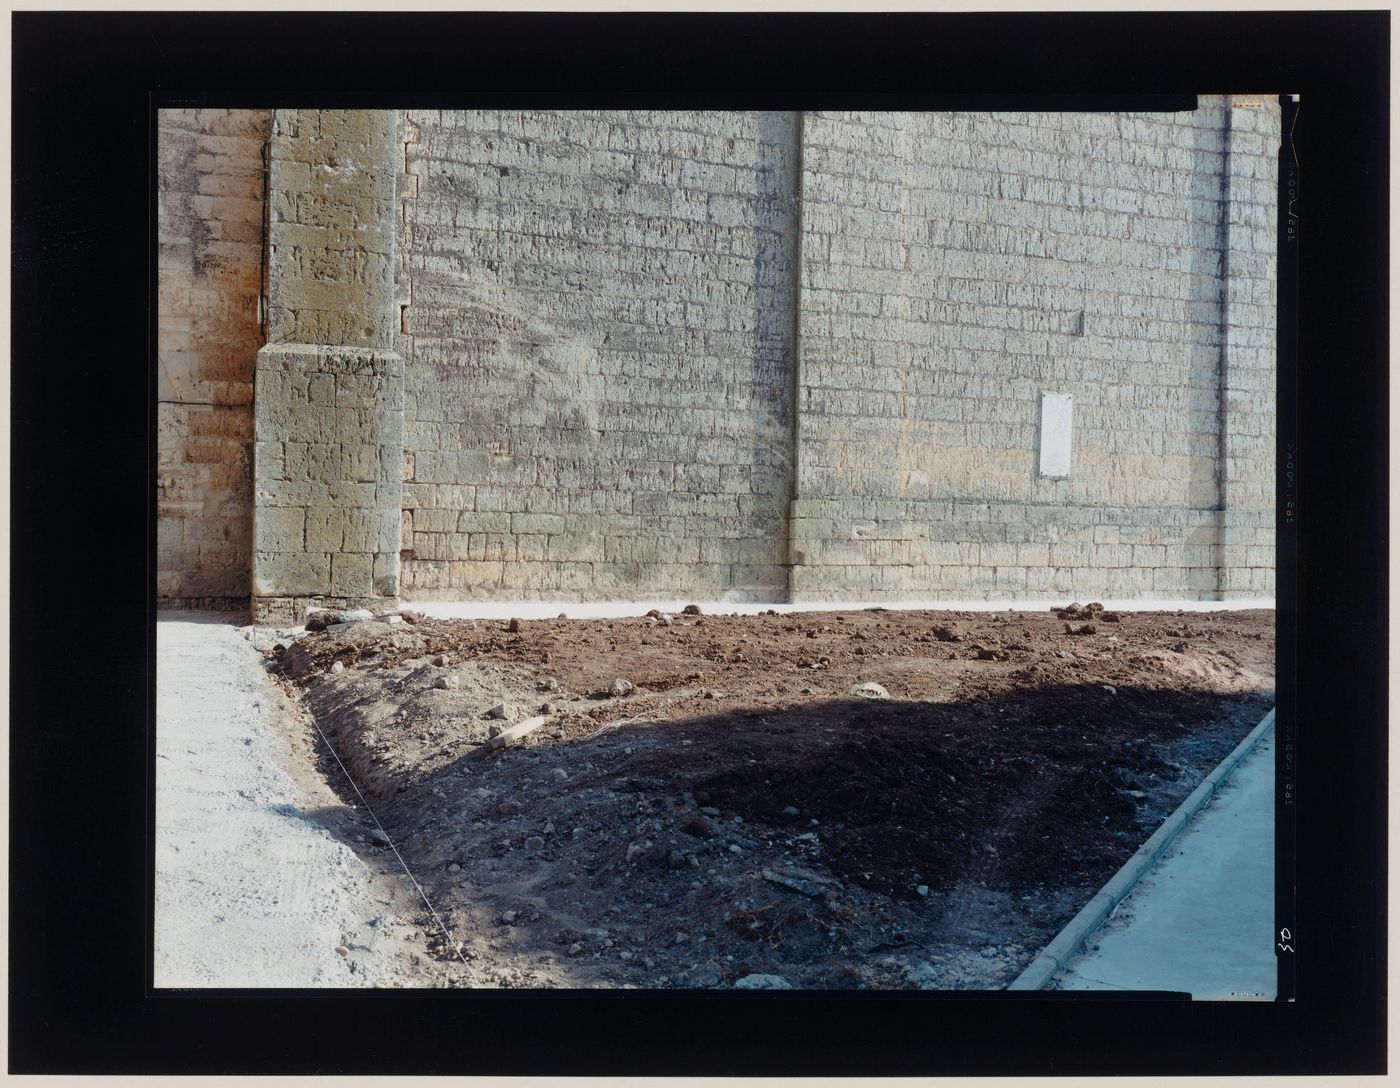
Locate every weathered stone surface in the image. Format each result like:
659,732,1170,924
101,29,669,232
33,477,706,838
788,98,1278,602
253,345,403,611
156,108,270,604
162,104,1278,609
394,109,799,603
267,109,398,351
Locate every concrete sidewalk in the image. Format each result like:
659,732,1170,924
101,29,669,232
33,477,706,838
155,612,413,987
1050,730,1277,999
413,598,1276,621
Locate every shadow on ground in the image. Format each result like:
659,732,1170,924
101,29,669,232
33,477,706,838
297,672,1271,989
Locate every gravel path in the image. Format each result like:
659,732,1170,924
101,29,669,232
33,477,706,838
155,612,428,988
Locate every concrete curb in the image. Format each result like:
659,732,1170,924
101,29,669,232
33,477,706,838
1007,706,1276,991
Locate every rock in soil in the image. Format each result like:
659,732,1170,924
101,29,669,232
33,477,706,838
306,609,358,631
734,973,792,990
609,677,635,697
486,716,548,750
763,864,840,898
850,681,891,699
679,811,714,838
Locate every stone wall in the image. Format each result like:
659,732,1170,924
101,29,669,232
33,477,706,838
265,109,398,348
394,110,799,601
157,102,1278,611
789,98,1278,600
156,108,269,606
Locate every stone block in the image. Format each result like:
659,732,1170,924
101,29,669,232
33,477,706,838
343,444,380,483
254,550,330,597
330,552,374,596
305,507,344,553
373,553,399,596
254,507,305,554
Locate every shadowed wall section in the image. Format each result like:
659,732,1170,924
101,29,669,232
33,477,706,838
157,109,270,607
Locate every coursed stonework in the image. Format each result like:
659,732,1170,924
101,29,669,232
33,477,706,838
156,108,270,605
251,109,404,624
158,102,1279,613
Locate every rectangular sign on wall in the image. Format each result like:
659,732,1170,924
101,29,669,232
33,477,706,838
1039,393,1073,477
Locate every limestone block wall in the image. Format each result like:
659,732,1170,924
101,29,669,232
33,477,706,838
394,110,799,600
156,108,269,606
789,499,1223,599
789,98,1279,600
157,103,1278,611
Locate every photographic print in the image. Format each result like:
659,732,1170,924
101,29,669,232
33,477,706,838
155,100,1281,996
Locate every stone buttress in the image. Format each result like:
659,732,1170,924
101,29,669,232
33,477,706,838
252,110,403,625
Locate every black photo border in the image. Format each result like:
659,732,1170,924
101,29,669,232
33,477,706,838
9,8,1387,1076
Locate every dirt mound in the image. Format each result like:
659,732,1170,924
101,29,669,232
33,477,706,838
274,606,1274,989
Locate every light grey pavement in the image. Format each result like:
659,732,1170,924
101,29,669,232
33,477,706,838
414,598,1275,621
155,613,419,987
1051,731,1277,999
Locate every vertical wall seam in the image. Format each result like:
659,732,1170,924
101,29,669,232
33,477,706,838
784,109,805,602
256,125,272,600
259,133,270,343
1217,101,1234,514
1216,100,1235,599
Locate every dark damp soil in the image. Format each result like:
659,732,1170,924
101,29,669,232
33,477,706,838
272,605,1273,990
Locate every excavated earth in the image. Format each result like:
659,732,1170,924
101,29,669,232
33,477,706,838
270,605,1274,990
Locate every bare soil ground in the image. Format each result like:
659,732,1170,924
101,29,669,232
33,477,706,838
271,604,1274,990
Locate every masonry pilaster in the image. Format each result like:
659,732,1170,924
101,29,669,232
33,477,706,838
252,109,403,624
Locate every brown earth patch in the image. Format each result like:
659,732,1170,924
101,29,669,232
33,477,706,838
273,606,1273,990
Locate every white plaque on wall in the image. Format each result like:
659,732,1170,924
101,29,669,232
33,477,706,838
1039,393,1073,477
